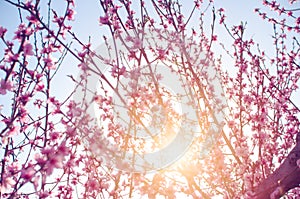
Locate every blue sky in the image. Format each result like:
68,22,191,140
0,0,299,122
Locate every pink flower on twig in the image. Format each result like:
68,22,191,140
21,167,35,181
0,26,7,37
43,55,56,69
99,15,109,25
23,41,34,56
0,174,16,193
0,79,13,95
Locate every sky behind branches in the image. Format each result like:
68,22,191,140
0,1,299,198
0,0,299,110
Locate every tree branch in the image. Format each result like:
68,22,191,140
253,132,300,199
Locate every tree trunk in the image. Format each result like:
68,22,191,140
253,133,300,199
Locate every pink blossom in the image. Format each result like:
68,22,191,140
21,167,35,181
0,79,13,95
99,15,109,25
194,0,201,8
32,175,40,191
1,174,16,193
5,51,19,62
78,62,88,71
23,41,34,56
111,65,126,77
132,37,142,49
50,131,60,141
66,126,76,137
34,153,47,166
218,8,225,12
66,0,75,7
26,14,39,24
40,145,67,175
19,93,31,105
53,15,64,26
296,17,300,25
67,101,81,117
86,178,100,191
43,55,56,69
24,0,34,9
39,191,50,198
128,50,136,60
7,125,20,137
128,68,141,80
45,153,65,175
156,48,168,59
67,8,76,21
125,19,134,29
36,82,44,92
13,23,33,40
57,141,69,155
0,26,7,37
192,28,197,36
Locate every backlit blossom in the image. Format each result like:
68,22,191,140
0,26,7,37
21,167,35,181
7,125,20,137
67,8,76,20
13,23,33,40
43,54,56,69
23,41,34,56
26,14,39,24
99,15,109,25
111,65,126,77
156,48,168,59
4,51,19,62
0,79,13,95
45,154,65,175
1,174,16,193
